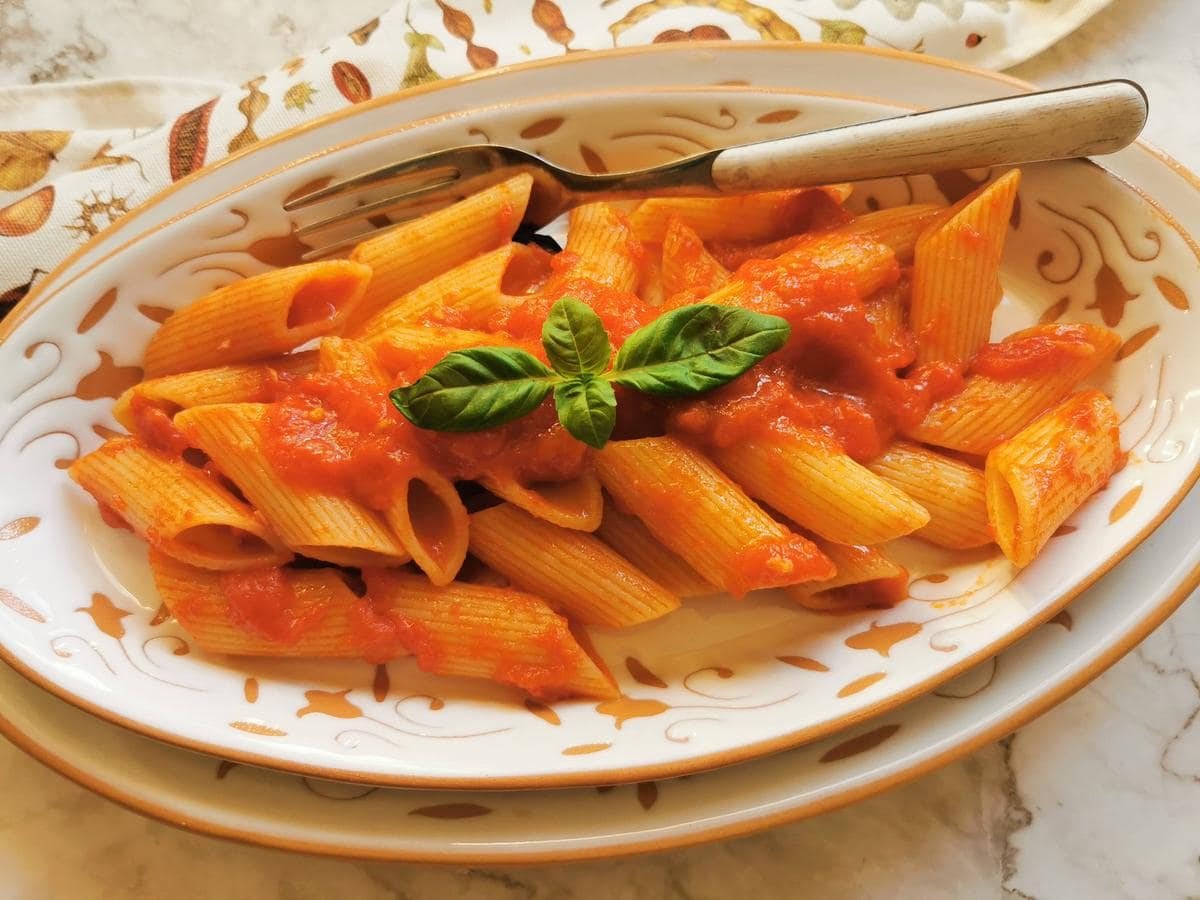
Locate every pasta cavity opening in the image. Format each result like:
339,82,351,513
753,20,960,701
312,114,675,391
500,244,553,295
985,468,1020,559
408,479,457,557
287,273,358,329
173,524,277,563
483,473,604,532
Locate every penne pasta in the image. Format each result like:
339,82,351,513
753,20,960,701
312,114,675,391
364,568,618,700
867,441,993,549
315,337,469,585
908,323,1122,454
469,503,681,628
629,185,853,243
479,471,604,533
660,216,731,299
345,173,532,332
70,437,290,570
595,499,716,598
700,233,899,310
711,203,944,270
595,436,835,596
910,170,1021,367
143,260,371,376
368,324,522,384
985,389,1122,567
352,243,535,340
113,352,316,432
149,551,390,657
711,433,930,545
176,403,410,568
785,540,908,610
562,201,644,293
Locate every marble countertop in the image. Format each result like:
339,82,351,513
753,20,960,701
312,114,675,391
3,1,1200,897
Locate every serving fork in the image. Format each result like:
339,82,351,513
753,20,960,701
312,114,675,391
287,79,1148,260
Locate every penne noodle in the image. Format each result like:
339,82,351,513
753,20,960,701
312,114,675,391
595,437,835,597
480,470,604,533
910,170,1021,366
867,441,993,549
701,233,899,309
176,403,410,568
143,260,371,376
469,503,681,628
711,203,945,270
315,337,469,585
368,324,522,384
711,433,930,545
908,323,1121,455
785,540,908,610
660,217,731,299
364,568,619,700
70,437,290,570
863,276,911,351
595,499,716,598
113,352,316,431
629,185,853,243
149,551,392,657
345,173,532,332
985,390,1122,567
563,201,644,293
352,243,535,340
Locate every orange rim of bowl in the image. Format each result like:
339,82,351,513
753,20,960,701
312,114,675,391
1,41,1198,811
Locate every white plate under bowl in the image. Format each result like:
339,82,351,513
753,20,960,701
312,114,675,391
2,45,1198,789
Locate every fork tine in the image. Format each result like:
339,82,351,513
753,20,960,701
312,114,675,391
294,173,463,239
283,147,476,212
297,188,481,261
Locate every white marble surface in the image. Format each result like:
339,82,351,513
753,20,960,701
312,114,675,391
3,0,1200,897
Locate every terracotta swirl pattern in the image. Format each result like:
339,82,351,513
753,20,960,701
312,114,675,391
0,88,1198,789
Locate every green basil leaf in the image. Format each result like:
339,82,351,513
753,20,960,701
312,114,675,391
553,377,617,449
610,304,790,396
390,347,556,432
541,297,612,376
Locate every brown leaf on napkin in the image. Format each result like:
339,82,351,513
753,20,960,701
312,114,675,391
820,19,867,44
0,185,54,237
332,61,372,104
348,16,380,45
653,25,731,42
436,0,498,69
228,76,269,154
532,0,575,49
168,99,216,182
0,131,69,191
610,0,800,43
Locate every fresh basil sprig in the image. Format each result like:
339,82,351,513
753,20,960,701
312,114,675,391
390,297,790,449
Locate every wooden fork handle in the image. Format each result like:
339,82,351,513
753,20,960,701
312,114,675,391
708,80,1149,193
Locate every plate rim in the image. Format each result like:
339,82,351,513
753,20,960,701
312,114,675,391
3,42,1199,791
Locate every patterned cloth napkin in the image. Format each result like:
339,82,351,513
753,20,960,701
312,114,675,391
0,0,1109,313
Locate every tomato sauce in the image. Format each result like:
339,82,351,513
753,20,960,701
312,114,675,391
263,369,424,509
489,272,656,345
129,394,191,457
219,568,325,644
346,596,410,664
970,324,1098,380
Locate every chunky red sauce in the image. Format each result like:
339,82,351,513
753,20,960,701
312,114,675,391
263,369,424,508
667,259,961,461
489,272,656,345
969,324,1098,380
727,534,837,598
129,394,191,456
219,568,325,644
